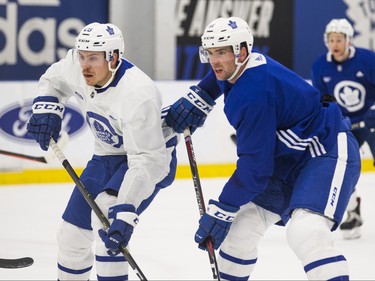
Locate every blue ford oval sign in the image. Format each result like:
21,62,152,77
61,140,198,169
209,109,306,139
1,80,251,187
0,100,86,142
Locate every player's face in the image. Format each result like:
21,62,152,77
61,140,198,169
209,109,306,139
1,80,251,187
78,51,112,87
206,47,237,81
327,33,350,62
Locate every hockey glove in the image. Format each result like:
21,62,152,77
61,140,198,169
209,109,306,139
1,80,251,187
165,86,216,134
99,204,139,256
27,96,64,151
195,199,239,250
364,107,375,133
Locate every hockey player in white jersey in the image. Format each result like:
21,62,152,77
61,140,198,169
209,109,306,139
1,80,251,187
166,17,361,280
311,18,375,239
27,22,178,280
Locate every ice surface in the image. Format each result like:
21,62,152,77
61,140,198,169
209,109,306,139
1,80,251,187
0,174,374,280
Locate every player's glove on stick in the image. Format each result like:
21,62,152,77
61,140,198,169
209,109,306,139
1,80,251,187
364,107,375,133
27,96,64,151
165,86,216,134
99,204,139,256
195,199,239,250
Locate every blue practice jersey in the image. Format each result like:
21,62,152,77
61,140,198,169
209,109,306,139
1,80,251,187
215,52,350,208
311,47,375,124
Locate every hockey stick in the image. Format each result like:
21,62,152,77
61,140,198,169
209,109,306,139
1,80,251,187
0,131,70,164
49,139,147,281
0,257,34,269
0,149,47,163
183,128,220,280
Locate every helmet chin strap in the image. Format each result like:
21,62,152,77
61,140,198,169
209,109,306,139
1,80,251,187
227,53,250,81
95,59,123,89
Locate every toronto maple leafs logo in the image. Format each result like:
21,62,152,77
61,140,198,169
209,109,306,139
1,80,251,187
334,80,366,112
106,25,115,35
86,112,123,148
228,20,237,29
93,121,116,145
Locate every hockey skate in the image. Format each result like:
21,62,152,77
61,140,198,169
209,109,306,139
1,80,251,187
340,197,363,239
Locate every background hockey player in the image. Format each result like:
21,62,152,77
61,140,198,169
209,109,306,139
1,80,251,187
311,18,375,239
166,17,361,280
27,22,177,280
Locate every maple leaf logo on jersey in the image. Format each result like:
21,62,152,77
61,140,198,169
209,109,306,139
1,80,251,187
334,80,366,112
228,20,237,29
106,26,115,35
340,86,360,107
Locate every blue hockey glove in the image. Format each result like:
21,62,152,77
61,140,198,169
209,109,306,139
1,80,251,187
195,199,239,250
165,86,216,134
99,204,139,256
27,96,64,151
364,107,375,133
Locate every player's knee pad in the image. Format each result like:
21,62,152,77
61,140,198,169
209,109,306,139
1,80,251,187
218,202,280,280
57,220,94,280
286,209,334,260
287,209,348,280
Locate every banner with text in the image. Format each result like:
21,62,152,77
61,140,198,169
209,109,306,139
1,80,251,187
0,0,108,80
175,0,294,80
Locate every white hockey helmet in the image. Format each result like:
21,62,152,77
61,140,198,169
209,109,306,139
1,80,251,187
200,17,253,63
75,22,124,62
324,18,354,47
200,17,253,81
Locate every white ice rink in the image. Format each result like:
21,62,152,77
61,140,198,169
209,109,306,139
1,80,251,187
0,174,374,280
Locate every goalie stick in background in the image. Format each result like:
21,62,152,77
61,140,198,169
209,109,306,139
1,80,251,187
0,257,34,269
166,16,360,280
311,18,375,240
26,22,178,281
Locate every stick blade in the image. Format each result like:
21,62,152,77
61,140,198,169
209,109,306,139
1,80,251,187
0,257,34,269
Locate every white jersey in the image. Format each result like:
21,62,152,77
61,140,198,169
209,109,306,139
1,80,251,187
38,49,176,208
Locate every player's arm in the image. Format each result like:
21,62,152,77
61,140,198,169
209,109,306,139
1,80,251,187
196,92,276,250
100,88,169,253
27,49,76,150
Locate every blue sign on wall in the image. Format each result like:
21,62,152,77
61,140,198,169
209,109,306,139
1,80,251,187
0,0,108,80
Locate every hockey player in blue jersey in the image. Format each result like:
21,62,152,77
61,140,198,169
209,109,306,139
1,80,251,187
166,17,361,280
311,18,375,239
27,23,177,280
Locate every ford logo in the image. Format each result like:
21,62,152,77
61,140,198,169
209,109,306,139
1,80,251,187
0,99,86,142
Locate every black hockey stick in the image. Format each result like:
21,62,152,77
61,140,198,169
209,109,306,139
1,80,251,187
0,149,47,163
0,257,34,269
49,139,147,281
183,128,220,281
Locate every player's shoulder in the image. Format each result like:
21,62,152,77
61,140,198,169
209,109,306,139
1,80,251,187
119,60,158,91
354,47,375,60
312,53,328,69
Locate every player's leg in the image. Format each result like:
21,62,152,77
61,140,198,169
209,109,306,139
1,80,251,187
57,221,94,280
92,191,129,281
57,156,114,280
339,190,363,239
287,209,349,280
218,202,281,280
339,128,367,239
287,131,360,280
